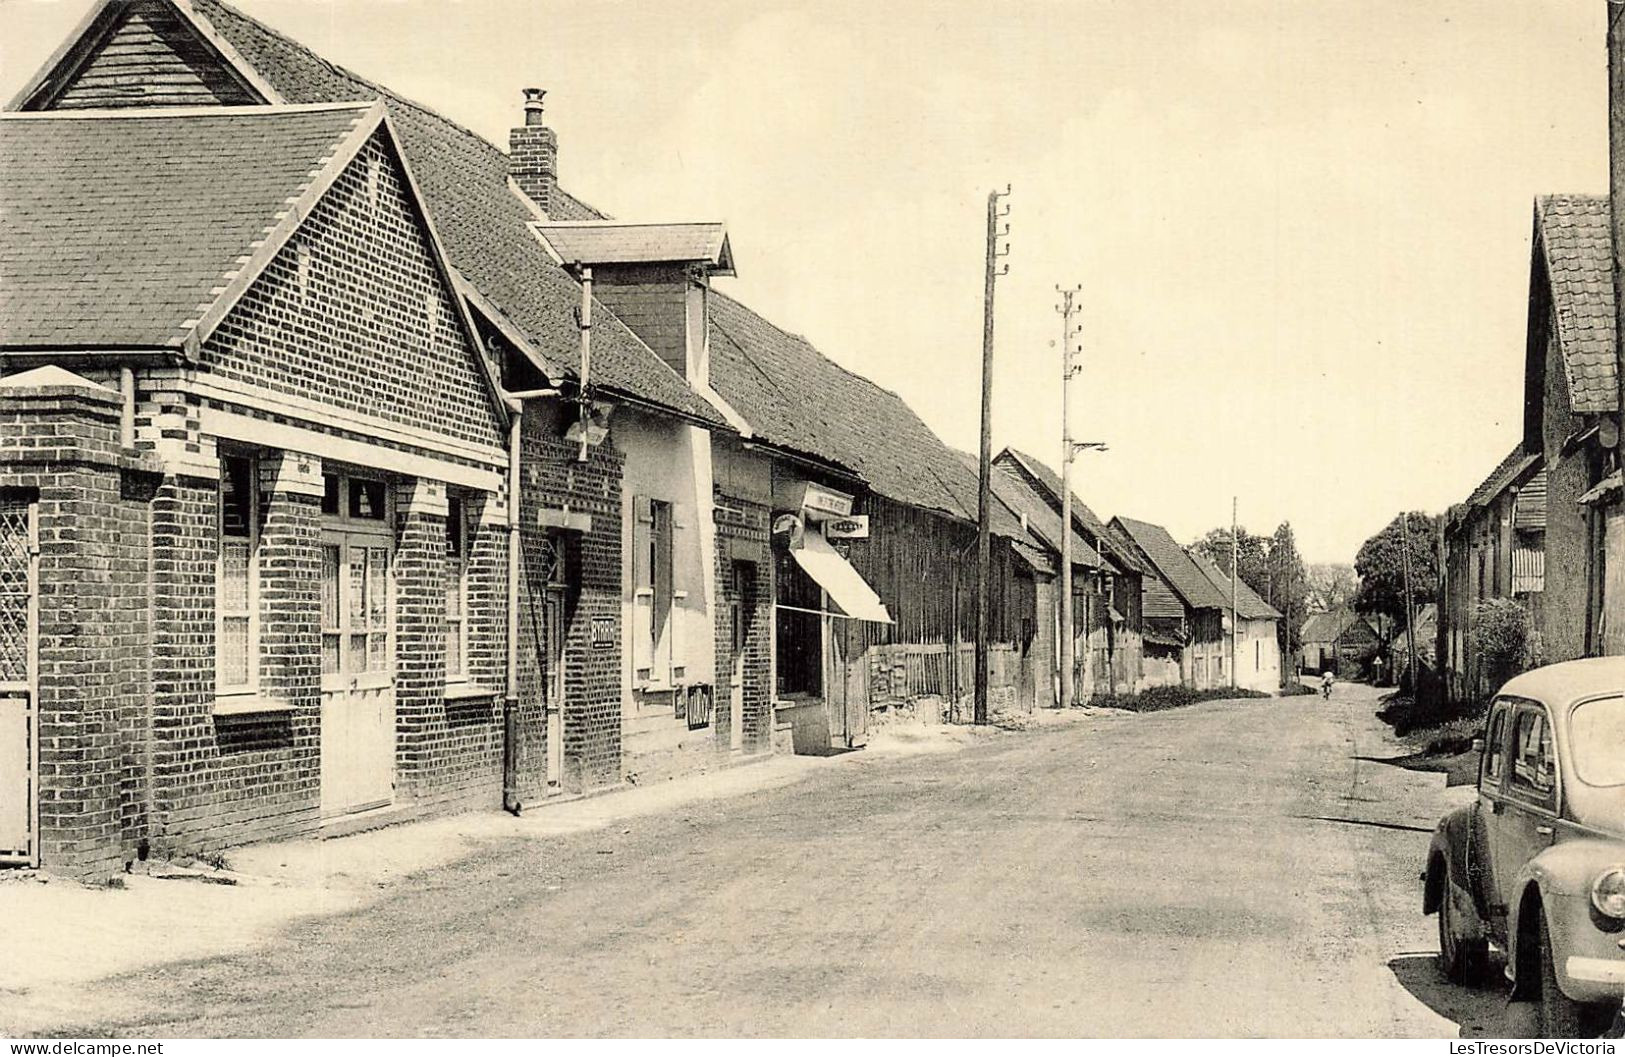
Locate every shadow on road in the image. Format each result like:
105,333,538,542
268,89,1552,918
1387,953,1531,1038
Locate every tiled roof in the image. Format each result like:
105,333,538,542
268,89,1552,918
1465,445,1540,509
1537,194,1616,415
1110,517,1230,611
186,0,724,426
983,460,1105,569
1188,550,1281,620
997,449,1147,574
709,292,1016,529
1301,608,1375,646
0,104,369,350
534,222,733,273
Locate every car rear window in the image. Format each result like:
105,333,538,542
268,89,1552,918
1570,696,1625,787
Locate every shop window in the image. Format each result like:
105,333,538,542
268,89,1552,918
218,452,259,693
632,496,675,685
775,547,822,697
445,495,468,681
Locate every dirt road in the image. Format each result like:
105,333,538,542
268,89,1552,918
7,684,1503,1037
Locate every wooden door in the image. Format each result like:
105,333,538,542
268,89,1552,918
0,498,36,864
319,532,396,818
543,587,565,793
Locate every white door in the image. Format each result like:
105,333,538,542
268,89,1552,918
319,532,396,818
0,498,36,864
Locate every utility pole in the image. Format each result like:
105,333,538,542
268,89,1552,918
974,185,1011,726
1230,497,1239,689
1401,511,1419,690
1609,0,1625,503
1056,285,1081,709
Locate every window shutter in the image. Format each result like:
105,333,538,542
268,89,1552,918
632,495,652,592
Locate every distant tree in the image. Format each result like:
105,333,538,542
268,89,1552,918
1305,563,1356,612
1353,512,1439,633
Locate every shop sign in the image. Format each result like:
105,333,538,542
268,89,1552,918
592,617,616,649
824,515,870,540
801,482,854,519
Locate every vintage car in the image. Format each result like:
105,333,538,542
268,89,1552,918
1423,657,1625,1037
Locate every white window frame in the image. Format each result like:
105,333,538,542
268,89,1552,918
445,494,469,684
217,450,260,697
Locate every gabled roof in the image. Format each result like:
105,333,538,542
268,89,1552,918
1109,516,1229,611
995,449,1146,574
0,102,373,353
1535,194,1616,415
981,460,1105,569
1188,551,1282,620
98,0,725,427
534,222,734,275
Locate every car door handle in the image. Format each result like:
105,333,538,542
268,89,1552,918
1534,825,1554,837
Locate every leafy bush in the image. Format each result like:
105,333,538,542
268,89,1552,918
1279,682,1317,697
1085,685,1270,713
1471,598,1534,693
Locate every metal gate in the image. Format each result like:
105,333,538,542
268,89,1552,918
0,497,37,865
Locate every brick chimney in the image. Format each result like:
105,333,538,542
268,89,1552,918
510,87,558,215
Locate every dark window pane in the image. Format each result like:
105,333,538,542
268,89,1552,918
321,473,340,516
349,478,386,520
447,496,464,556
221,455,253,538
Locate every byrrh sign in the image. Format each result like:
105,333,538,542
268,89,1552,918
824,515,870,539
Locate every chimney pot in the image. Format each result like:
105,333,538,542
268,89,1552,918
523,87,547,126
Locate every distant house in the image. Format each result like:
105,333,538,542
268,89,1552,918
1299,610,1379,676
992,450,1150,700
1441,446,1545,701
1187,551,1283,693
1108,517,1234,690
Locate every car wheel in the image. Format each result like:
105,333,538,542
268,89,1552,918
1536,909,1586,1038
1437,865,1485,983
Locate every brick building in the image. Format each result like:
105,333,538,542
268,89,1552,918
3,0,1048,873
0,103,530,874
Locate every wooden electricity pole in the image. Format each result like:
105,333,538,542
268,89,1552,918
974,186,1010,726
1401,511,1419,689
1057,285,1081,709
1230,497,1239,689
1610,0,1625,488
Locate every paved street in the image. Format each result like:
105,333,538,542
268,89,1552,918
11,685,1506,1038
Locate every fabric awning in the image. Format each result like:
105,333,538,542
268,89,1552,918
791,531,893,624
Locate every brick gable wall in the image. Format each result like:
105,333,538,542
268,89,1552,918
200,132,503,455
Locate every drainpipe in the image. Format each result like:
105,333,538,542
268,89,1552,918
576,267,593,463
503,410,523,816
119,366,135,448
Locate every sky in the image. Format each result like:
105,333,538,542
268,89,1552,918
0,0,1608,563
